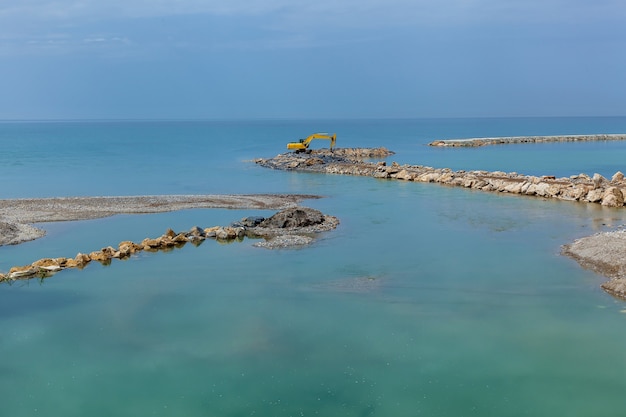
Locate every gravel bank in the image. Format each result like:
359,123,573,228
562,230,626,299
562,230,626,281
0,194,319,246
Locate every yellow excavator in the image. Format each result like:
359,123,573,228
287,133,336,152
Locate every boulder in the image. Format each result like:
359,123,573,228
173,233,189,243
533,182,551,197
204,226,220,238
55,257,69,267
32,258,61,269
384,162,401,175
417,172,439,182
75,253,91,266
187,226,205,237
118,241,142,256
237,216,265,228
394,169,414,181
503,181,524,194
31,258,62,272
89,250,110,262
8,265,38,279
141,237,160,249
157,236,176,247
612,171,625,182
259,207,325,229
584,188,604,203
101,246,118,258
560,185,588,201
601,187,625,207
593,173,607,189
64,253,91,268
437,172,454,184
215,227,238,240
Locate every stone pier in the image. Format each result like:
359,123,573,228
255,148,626,208
429,134,626,147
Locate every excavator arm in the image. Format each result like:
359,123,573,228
287,133,337,152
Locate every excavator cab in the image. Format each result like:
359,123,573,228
287,133,336,152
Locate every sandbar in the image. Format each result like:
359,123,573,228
0,194,319,246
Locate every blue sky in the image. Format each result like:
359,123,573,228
1,0,625,120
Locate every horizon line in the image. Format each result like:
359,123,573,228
2,115,626,123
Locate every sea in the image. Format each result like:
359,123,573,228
1,117,626,416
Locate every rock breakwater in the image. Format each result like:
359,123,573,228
0,207,338,283
256,148,626,208
429,134,626,147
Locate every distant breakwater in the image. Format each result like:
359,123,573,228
429,134,626,147
255,148,626,208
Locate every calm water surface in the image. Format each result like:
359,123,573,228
1,118,626,416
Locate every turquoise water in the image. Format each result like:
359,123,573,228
2,118,626,416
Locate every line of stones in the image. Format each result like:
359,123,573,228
429,134,626,147
256,153,626,208
366,162,626,207
0,225,246,282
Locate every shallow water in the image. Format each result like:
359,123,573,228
2,118,626,416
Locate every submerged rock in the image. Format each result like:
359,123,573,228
253,235,314,249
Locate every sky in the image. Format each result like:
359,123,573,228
1,0,625,120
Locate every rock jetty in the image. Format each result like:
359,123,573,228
256,148,626,208
0,207,338,283
429,134,626,147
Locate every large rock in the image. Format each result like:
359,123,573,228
593,173,607,189
31,258,62,272
187,226,205,237
172,233,189,243
601,187,625,207
118,241,142,256
215,227,239,240
141,237,160,249
259,207,325,229
8,265,38,279
67,253,91,268
89,250,111,262
236,216,265,228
